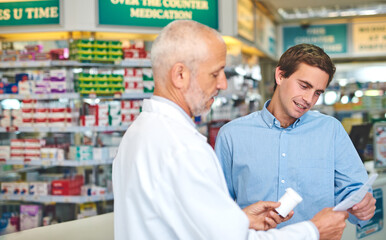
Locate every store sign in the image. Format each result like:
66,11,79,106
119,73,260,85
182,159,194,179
98,0,218,29
237,0,254,42
0,0,60,26
255,8,276,56
282,24,347,55
353,22,386,54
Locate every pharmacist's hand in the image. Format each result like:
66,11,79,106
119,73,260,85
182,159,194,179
242,201,293,231
311,208,348,240
348,192,376,220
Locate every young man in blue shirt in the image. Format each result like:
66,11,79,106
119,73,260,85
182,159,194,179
215,43,376,228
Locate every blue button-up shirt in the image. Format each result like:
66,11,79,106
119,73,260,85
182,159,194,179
215,100,369,227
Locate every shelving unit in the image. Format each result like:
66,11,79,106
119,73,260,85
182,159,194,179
0,193,114,204
0,59,152,68
0,125,130,133
0,57,153,218
0,158,113,167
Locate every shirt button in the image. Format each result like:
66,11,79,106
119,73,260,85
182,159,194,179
282,153,286,157
281,180,285,183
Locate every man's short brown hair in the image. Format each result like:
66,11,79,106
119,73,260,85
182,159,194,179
275,43,336,90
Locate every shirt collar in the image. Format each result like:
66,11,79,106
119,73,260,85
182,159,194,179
151,96,195,128
261,100,303,129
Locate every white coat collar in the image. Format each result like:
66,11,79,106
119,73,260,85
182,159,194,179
142,98,207,142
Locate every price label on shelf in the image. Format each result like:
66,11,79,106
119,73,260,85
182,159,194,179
113,93,122,98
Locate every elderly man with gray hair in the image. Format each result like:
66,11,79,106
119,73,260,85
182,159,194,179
113,20,348,240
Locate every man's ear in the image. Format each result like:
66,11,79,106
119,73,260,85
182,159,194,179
275,67,284,86
170,63,190,89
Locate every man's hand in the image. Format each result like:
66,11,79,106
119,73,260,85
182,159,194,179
242,201,294,231
311,208,348,240
348,192,376,220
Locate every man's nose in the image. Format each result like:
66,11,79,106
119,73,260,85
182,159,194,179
217,72,227,90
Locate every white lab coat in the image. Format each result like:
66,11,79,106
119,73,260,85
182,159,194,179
113,98,319,240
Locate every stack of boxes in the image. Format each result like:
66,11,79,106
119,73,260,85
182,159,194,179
51,175,84,196
10,139,42,161
0,45,67,62
108,101,121,126
121,100,141,125
0,70,69,96
80,100,141,127
124,68,143,93
70,39,123,63
122,41,149,60
75,73,124,96
68,146,93,161
123,68,154,93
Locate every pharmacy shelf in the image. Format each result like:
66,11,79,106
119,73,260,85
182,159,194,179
0,158,114,167
0,92,151,100
0,59,151,69
0,193,114,204
334,109,386,114
0,93,80,100
82,92,152,100
0,125,130,133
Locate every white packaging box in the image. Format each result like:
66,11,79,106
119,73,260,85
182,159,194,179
50,69,66,80
0,146,10,159
50,81,67,93
41,148,56,159
10,139,24,148
69,146,94,161
1,182,16,195
15,182,29,195
121,108,140,115
109,115,121,126
96,103,109,117
108,101,121,115
20,205,42,231
93,147,109,161
24,139,41,148
124,81,143,93
97,116,109,126
81,185,107,196
19,80,35,95
28,182,50,196
81,115,96,126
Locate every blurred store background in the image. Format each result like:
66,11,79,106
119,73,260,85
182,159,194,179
0,0,385,238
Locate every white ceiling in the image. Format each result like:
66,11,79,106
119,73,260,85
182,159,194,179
257,0,386,22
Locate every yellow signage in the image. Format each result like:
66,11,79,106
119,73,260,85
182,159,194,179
353,22,386,54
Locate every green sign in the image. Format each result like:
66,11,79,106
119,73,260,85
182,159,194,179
98,0,218,29
0,0,60,26
282,24,347,55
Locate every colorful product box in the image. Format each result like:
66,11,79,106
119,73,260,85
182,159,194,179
29,182,50,196
20,205,42,231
